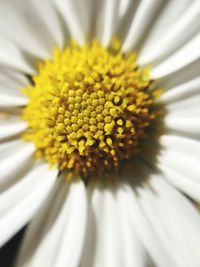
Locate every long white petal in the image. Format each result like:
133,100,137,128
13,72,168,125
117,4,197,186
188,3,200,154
88,185,123,267
0,163,58,247
0,68,29,107
138,0,190,55
32,0,65,48
138,1,200,64
158,149,200,183
80,188,96,267
157,58,200,90
0,36,35,74
0,116,27,139
15,178,87,267
158,77,200,104
159,135,200,159
164,96,200,118
141,139,200,201
81,182,152,267
166,106,200,119
135,166,200,266
0,141,35,191
55,0,88,44
117,0,140,41
122,0,166,52
151,33,200,79
0,94,27,107
164,116,200,135
117,186,152,267
117,182,175,267
158,163,200,202
96,0,120,46
119,210,150,267
118,0,132,19
0,139,22,154
0,0,64,59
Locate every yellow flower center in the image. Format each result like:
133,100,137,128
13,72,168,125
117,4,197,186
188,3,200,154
22,39,158,179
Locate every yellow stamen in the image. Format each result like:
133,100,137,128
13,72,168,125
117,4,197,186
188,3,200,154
22,39,158,178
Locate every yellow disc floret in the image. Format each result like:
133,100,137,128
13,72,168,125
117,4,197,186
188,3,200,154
22,39,156,178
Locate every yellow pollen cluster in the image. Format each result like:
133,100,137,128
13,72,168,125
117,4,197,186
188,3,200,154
23,40,156,178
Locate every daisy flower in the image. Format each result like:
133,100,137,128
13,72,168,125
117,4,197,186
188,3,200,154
0,0,200,266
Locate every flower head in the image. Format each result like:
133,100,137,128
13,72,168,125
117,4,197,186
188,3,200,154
0,0,200,266
23,39,159,178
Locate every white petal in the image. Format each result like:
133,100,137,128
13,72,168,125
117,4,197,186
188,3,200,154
0,36,35,74
158,149,200,183
135,166,200,266
157,58,200,90
157,135,200,201
0,140,35,191
161,80,200,131
80,188,96,267
159,135,200,159
88,185,123,267
0,113,27,139
0,67,29,88
117,0,140,41
117,182,175,267
0,68,29,107
0,0,65,59
96,0,120,46
164,116,200,136
16,178,87,267
117,186,152,267
0,162,53,212
122,0,166,52
151,33,200,79
82,182,151,267
165,95,200,118
166,107,200,120
0,139,23,154
65,0,94,40
31,0,66,49
141,139,200,191
118,0,130,18
119,209,150,267
0,163,58,247
158,163,200,202
138,0,190,54
138,1,200,64
55,0,88,44
0,94,27,107
158,77,200,104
